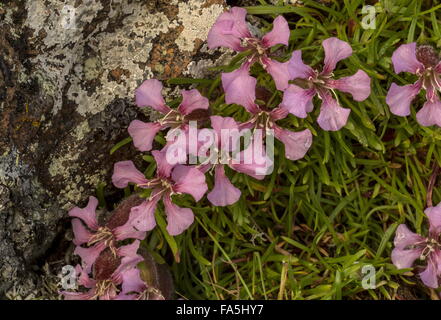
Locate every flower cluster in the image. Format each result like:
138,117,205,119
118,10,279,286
387,43,441,127
62,196,169,300
392,203,441,288
63,6,441,299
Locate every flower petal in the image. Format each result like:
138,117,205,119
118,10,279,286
394,224,425,250
135,79,170,114
128,120,163,152
207,165,241,206
269,107,289,121
262,15,290,48
392,43,424,74
76,264,97,288
321,37,352,75
316,93,351,131
113,219,146,241
71,219,93,246
416,96,441,127
222,63,260,114
207,20,244,51
172,165,208,201
163,195,195,236
425,203,441,235
152,150,174,179
274,127,313,161
391,248,422,269
288,50,315,80
178,89,209,116
68,196,99,230
120,267,145,295
280,84,315,118
117,240,141,259
262,57,290,90
129,198,159,232
112,161,149,189
210,115,240,152
419,256,440,288
207,7,250,51
386,82,422,116
62,290,95,300
327,70,371,101
229,137,273,179
74,244,105,274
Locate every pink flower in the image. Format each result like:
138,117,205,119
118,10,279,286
222,64,313,161
116,268,165,300
284,37,371,131
386,43,441,127
208,7,291,90
199,116,272,207
69,196,146,273
129,79,209,152
391,203,441,288
112,151,208,236
62,241,143,300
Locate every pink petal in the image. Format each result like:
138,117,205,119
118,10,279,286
288,50,315,80
386,82,422,116
210,115,240,152
207,165,241,206
112,161,149,189
114,256,144,281
436,61,441,73
262,57,291,90
62,290,95,300
416,97,441,127
207,7,250,51
269,107,289,121
229,138,273,179
321,37,352,75
120,268,145,294
163,128,188,166
274,127,313,161
113,219,146,241
68,196,99,230
316,92,351,131
222,63,260,114
74,244,105,274
394,224,424,250
327,70,371,101
262,16,290,48
425,204,441,235
71,219,93,246
391,43,424,74
207,20,243,51
75,265,97,288
163,195,195,236
128,120,163,152
419,256,439,288
152,150,174,179
172,165,208,201
391,248,422,269
117,240,141,259
178,89,209,116
280,84,315,118
135,79,170,114
128,198,159,232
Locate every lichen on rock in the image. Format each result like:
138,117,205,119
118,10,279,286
0,0,228,298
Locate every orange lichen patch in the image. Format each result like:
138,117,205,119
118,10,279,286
108,68,130,83
147,25,202,80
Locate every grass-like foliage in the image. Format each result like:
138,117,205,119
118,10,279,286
110,0,441,300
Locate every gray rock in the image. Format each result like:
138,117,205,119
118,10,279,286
0,0,229,298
